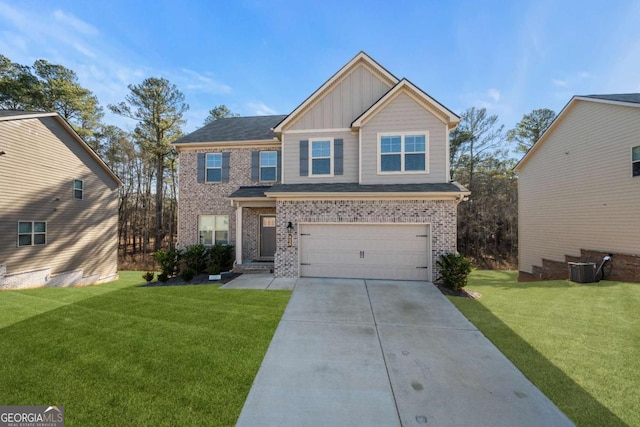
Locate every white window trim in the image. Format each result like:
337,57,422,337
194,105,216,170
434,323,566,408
73,179,84,200
309,138,334,177
632,145,640,178
259,151,278,182
377,131,429,175
205,153,223,183
17,221,47,247
198,214,229,246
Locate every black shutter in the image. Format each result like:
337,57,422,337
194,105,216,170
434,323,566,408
334,139,343,176
276,149,282,181
299,140,308,176
251,151,260,182
221,152,230,182
197,153,205,183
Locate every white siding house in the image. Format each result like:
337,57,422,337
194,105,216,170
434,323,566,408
515,94,640,282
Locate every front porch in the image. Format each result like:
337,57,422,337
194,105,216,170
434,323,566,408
229,186,277,268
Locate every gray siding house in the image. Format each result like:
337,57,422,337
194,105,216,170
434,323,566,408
0,111,121,289
515,94,640,282
174,52,469,281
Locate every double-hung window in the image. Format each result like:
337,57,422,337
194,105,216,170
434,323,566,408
206,153,222,182
260,151,277,182
18,221,46,246
73,179,84,200
310,139,333,176
633,146,640,177
379,132,428,173
198,215,229,246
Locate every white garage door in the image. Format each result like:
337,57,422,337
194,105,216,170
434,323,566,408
299,223,431,281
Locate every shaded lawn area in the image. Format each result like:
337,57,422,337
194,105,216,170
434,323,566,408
0,271,291,426
450,270,639,427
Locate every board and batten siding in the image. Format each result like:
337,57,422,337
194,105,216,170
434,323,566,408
0,117,119,281
289,64,392,130
360,92,448,184
518,100,640,274
282,131,358,184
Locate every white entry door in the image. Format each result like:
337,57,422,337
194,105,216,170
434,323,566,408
299,223,431,281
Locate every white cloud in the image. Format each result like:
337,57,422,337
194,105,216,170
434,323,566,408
179,68,232,95
53,10,98,36
487,88,501,102
552,79,567,87
248,102,278,115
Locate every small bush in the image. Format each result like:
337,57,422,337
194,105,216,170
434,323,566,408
157,272,169,283
208,243,235,272
180,268,195,283
153,249,180,279
142,271,155,282
437,252,473,291
182,244,208,274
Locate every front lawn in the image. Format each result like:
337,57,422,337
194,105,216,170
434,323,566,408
451,270,639,427
0,271,291,426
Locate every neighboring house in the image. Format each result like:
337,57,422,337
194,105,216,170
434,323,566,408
515,94,640,282
173,52,469,281
0,111,121,289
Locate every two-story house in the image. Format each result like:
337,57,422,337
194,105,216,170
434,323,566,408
173,52,469,281
0,111,121,289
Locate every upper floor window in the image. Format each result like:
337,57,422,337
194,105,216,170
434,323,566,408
260,151,277,182
310,139,333,176
198,215,228,246
18,221,46,247
73,179,84,200
379,132,428,174
633,146,640,177
206,153,222,182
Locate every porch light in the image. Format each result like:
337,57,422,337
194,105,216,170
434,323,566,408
287,222,294,233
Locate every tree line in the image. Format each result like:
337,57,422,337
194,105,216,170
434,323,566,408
1,54,555,268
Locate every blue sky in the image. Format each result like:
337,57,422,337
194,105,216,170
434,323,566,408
1,0,640,134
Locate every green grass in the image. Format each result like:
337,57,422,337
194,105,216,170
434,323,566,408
0,271,291,426
450,270,640,427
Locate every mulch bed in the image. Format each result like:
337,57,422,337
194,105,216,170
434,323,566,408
140,272,242,287
435,283,481,299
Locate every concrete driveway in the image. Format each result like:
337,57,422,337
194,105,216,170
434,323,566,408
235,278,573,427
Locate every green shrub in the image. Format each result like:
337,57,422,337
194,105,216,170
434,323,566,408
180,268,195,282
182,244,208,274
208,243,235,273
157,272,169,283
437,252,473,291
153,249,180,279
142,271,155,282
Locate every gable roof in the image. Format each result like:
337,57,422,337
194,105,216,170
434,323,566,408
272,51,399,134
582,93,640,104
351,79,460,130
514,93,640,172
0,110,122,185
173,115,286,145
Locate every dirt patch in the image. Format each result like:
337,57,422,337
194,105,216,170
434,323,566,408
435,283,481,299
140,272,241,287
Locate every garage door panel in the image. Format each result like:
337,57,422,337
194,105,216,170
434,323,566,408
299,224,430,281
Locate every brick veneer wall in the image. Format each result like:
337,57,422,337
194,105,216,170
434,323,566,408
177,146,279,249
519,249,640,283
242,207,277,260
274,199,459,280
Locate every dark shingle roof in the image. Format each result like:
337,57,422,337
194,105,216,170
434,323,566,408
582,93,640,104
228,186,273,198
265,182,469,194
174,115,287,144
0,110,50,120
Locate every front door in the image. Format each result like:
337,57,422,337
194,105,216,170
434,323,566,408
259,216,276,258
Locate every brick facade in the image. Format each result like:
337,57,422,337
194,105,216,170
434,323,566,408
274,199,458,280
177,146,279,250
242,207,277,260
